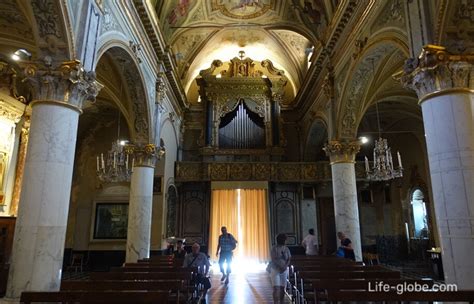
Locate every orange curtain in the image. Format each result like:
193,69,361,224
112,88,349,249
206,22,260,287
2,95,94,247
209,189,239,261
239,189,270,262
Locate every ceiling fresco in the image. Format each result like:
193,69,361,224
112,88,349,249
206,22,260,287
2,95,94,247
156,0,333,105
210,0,273,19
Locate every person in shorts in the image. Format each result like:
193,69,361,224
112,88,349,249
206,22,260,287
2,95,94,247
270,233,291,304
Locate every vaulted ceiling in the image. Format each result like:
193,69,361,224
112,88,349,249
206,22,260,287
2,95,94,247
154,0,339,104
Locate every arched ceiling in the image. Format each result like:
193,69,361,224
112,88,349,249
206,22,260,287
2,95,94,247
155,0,337,104
0,0,36,58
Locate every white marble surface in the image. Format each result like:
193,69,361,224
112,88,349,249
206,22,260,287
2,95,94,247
421,92,474,289
331,162,362,261
126,166,154,263
6,104,79,298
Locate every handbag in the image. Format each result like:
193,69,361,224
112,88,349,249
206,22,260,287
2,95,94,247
336,247,345,257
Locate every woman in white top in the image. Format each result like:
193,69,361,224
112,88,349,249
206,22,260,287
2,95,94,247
302,228,319,255
270,233,291,304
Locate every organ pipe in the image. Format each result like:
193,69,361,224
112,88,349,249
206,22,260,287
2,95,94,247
218,101,264,149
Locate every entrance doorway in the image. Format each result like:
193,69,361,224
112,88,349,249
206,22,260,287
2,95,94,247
209,188,270,266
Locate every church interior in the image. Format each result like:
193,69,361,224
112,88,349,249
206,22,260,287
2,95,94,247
0,0,473,303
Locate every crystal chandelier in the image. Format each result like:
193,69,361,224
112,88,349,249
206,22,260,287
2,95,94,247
96,138,132,183
96,60,132,183
364,101,403,181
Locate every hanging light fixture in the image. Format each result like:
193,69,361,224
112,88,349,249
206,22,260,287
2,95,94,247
364,58,403,181
96,62,132,183
364,100,403,181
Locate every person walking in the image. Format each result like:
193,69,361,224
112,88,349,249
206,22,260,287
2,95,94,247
215,226,237,284
270,233,291,304
302,228,319,256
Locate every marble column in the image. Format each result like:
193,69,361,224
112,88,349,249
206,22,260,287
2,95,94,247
124,144,162,263
402,45,474,289
324,140,362,261
4,60,101,300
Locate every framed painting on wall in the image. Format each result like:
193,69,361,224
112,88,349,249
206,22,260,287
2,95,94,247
93,203,128,239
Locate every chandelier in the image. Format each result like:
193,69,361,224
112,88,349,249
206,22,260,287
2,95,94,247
364,101,403,181
96,60,132,183
96,138,132,183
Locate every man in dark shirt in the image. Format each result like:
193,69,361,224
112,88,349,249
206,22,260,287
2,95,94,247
173,240,186,259
216,226,237,284
337,231,355,261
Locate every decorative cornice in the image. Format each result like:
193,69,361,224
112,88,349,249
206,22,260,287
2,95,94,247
133,1,188,110
125,143,165,168
323,139,360,164
23,59,102,112
293,0,364,115
401,45,474,103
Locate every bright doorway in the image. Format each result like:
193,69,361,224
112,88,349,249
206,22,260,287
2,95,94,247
209,187,270,273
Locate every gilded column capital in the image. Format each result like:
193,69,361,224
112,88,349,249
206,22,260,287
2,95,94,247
401,45,474,103
323,139,360,164
23,59,103,113
125,143,165,168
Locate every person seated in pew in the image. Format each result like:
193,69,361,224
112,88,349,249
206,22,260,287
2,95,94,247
337,231,355,261
183,243,211,299
302,228,319,256
173,240,187,259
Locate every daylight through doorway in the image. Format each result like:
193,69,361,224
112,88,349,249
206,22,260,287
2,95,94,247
209,189,270,266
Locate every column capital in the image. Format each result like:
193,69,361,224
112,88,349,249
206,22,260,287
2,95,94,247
125,143,165,168
23,59,103,113
323,139,360,164
401,45,474,103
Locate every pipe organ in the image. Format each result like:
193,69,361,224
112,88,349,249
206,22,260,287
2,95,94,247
219,101,265,149
196,54,287,156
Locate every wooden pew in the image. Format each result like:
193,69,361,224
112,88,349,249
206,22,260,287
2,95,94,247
292,264,387,272
326,290,474,303
110,266,197,273
309,278,434,303
20,290,170,304
90,271,193,281
60,279,183,291
295,270,400,304
291,260,364,267
61,280,188,304
298,270,400,281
